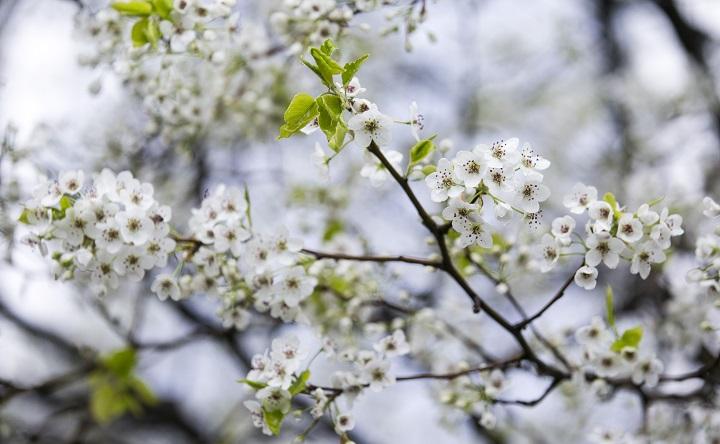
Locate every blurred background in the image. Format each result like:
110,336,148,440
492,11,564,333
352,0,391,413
1,0,720,442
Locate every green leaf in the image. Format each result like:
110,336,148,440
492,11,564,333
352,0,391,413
320,39,336,56
310,48,343,85
289,370,310,396
90,381,126,424
605,285,615,329
421,164,436,176
263,409,285,436
327,121,347,152
150,0,173,20
145,18,161,48
59,195,73,211
278,93,319,139
323,219,344,242
342,54,369,86
238,378,268,390
131,18,150,47
317,94,346,151
128,376,157,405
18,209,30,224
111,1,153,16
603,192,621,219
407,138,435,171
102,348,137,377
611,326,644,352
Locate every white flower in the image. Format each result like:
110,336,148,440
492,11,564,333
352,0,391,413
479,411,497,430
575,316,612,348
256,386,291,414
588,201,613,231
454,215,493,249
659,207,683,236
118,180,155,210
518,143,550,177
89,251,119,293
339,76,365,97
373,330,410,357
310,388,328,418
113,247,154,281
270,335,306,368
425,158,463,202
55,207,96,247
313,142,330,179
703,196,720,218
362,358,395,392
89,219,124,254
484,166,513,195
348,107,393,148
636,204,659,225
512,173,550,214
650,223,672,249
574,265,598,290
563,183,597,214
630,241,665,279
272,266,317,306
143,235,176,267
213,222,250,256
481,138,520,168
593,351,622,377
335,412,355,433
537,233,561,272
585,232,625,269
452,149,487,188
616,214,643,244
442,198,479,229
244,400,272,436
551,215,575,245
151,274,181,301
116,208,154,245
409,101,424,141
360,149,403,186
483,369,507,398
58,170,84,195
632,357,664,387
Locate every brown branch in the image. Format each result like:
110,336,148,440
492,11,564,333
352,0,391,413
301,248,441,268
515,270,577,330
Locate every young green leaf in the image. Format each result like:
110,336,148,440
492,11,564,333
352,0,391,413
131,18,150,47
320,39,336,56
610,326,644,352
603,192,621,219
310,48,343,85
238,378,268,390
150,0,173,20
342,54,369,86
407,138,435,171
111,1,153,16
605,285,615,330
289,370,311,396
278,93,319,139
18,209,30,224
263,409,285,436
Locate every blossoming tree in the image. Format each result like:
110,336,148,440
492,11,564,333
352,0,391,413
2,0,720,443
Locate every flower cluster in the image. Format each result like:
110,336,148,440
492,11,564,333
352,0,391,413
78,2,284,145
243,335,308,436
687,197,720,297
270,0,354,48
576,317,663,386
20,169,175,295
426,138,551,248
242,330,410,438
536,183,682,290
160,185,317,326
